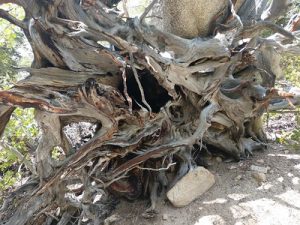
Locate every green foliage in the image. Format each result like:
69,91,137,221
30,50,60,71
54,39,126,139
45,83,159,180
51,146,65,161
287,111,300,150
275,124,300,151
272,55,300,149
0,4,36,193
281,56,300,87
275,5,300,147
290,129,300,145
4,108,38,146
0,108,39,191
276,0,300,26
0,171,20,190
0,3,26,88
0,42,21,87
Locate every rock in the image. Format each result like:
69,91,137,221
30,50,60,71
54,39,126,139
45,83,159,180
228,193,248,201
167,167,215,207
292,177,300,185
252,172,266,184
257,159,264,164
235,175,243,181
277,177,284,182
250,165,269,174
229,165,238,170
284,150,289,154
194,215,225,225
142,209,158,219
288,173,294,177
215,157,222,163
162,214,169,220
104,214,120,225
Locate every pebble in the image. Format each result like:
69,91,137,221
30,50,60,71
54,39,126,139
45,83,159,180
216,157,222,163
235,175,243,181
250,165,269,174
252,172,267,184
277,177,284,182
229,165,238,170
287,173,294,177
104,214,120,225
257,159,264,164
162,214,169,220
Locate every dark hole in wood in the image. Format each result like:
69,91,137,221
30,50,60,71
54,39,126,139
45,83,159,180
118,69,172,113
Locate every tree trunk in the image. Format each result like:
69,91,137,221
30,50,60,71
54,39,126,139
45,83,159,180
0,0,299,224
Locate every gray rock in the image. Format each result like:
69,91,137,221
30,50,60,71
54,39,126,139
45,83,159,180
215,157,223,163
235,175,243,181
104,214,120,225
167,167,215,207
162,214,169,221
257,159,264,164
252,172,267,184
229,165,238,170
250,165,269,174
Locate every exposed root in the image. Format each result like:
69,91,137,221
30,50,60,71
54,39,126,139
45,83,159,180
0,0,297,223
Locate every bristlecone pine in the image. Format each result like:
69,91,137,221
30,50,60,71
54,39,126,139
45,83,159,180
0,0,299,224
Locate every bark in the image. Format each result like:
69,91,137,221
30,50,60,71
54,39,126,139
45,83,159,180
0,0,299,224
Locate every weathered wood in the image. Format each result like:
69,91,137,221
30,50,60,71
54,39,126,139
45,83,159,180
0,0,299,224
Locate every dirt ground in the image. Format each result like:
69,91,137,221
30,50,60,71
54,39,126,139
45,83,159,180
112,144,300,225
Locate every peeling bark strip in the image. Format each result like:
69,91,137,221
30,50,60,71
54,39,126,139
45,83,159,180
0,0,299,224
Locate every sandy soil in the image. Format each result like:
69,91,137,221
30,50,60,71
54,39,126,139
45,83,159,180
112,144,300,225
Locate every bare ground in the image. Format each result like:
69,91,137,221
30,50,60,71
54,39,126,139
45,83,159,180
112,144,300,225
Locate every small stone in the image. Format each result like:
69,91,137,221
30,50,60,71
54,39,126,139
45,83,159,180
250,165,268,174
104,214,120,225
292,177,300,185
277,177,284,182
235,175,243,181
257,159,264,164
252,172,266,184
216,157,222,163
162,214,168,220
142,209,158,219
194,215,225,225
258,183,273,190
229,165,238,170
228,193,249,201
167,167,215,207
284,150,289,154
